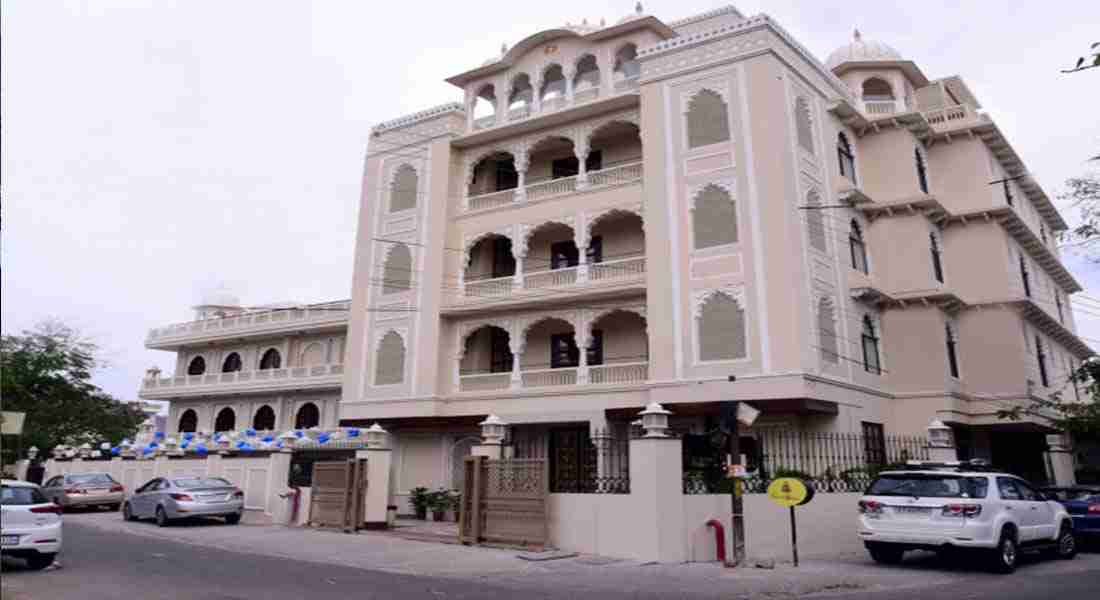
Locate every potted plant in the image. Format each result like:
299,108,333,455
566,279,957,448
408,486,430,520
428,488,450,522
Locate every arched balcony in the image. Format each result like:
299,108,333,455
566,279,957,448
587,310,649,384
466,151,519,210
613,44,639,92
861,77,897,115
525,136,580,201
472,84,497,130
540,64,567,112
508,74,533,121
586,120,642,188
587,210,646,282
573,54,601,104
463,233,516,297
521,317,580,387
522,222,580,290
458,324,514,392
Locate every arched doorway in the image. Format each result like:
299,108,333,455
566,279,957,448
178,409,198,433
253,405,276,431
294,402,320,429
214,407,236,432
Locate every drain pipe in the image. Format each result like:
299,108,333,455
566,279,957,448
706,519,729,566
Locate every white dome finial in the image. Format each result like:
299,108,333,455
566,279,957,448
636,2,643,14
853,28,861,41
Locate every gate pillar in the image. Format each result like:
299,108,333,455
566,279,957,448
359,424,393,529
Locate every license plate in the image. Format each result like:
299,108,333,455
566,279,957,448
1,535,20,546
895,506,932,515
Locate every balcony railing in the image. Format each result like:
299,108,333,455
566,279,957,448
524,266,577,290
142,363,343,392
468,188,515,211
589,362,648,385
923,104,986,129
587,161,642,188
146,302,350,344
863,100,897,115
589,256,646,282
521,367,577,388
525,175,578,202
458,372,511,392
613,76,640,93
465,275,515,298
573,85,600,104
473,115,495,130
464,161,642,214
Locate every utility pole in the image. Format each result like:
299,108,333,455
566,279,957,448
719,399,746,566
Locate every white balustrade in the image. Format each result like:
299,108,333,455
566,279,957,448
587,161,643,188
589,362,649,385
142,364,345,391
524,267,577,290
467,188,516,211
147,302,351,342
614,77,639,92
465,275,514,298
459,372,512,392
923,104,982,128
864,101,897,115
521,367,578,388
573,86,600,104
508,106,531,121
473,115,495,130
541,96,566,112
589,256,646,282
525,175,577,201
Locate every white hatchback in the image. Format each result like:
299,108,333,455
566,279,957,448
1,479,63,570
858,466,1076,573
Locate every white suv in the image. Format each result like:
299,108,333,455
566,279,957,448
858,464,1076,573
1,479,63,570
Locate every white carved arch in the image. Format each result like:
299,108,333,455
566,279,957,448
516,311,578,356
586,305,648,342
584,110,642,146
688,179,737,210
456,319,514,360
536,61,564,88
462,228,513,266
684,85,732,111
386,162,420,188
372,327,408,355
585,205,644,249
464,146,519,187
526,130,579,157
507,70,533,94
516,217,575,258
692,285,747,319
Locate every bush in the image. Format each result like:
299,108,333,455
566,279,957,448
408,487,431,516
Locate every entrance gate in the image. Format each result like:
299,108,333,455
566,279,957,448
308,459,367,532
459,456,548,548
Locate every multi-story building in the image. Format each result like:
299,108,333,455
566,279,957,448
139,289,349,437
139,5,1091,498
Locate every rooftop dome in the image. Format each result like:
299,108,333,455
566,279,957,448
825,29,903,70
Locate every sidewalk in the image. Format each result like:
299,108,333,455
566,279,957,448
68,511,1100,599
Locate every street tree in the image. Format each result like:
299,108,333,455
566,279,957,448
998,358,1100,437
0,321,145,456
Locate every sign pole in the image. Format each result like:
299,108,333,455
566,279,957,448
789,506,799,567
720,401,746,566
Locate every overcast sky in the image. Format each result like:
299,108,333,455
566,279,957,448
2,0,1099,405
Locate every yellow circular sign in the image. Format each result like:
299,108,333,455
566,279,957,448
767,477,810,507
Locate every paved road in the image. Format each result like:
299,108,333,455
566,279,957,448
3,522,1099,599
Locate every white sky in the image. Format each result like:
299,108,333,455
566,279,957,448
2,0,1099,404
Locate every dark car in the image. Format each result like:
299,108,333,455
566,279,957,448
1042,486,1100,539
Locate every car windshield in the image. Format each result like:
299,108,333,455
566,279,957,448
173,478,232,489
867,474,989,499
2,485,48,505
68,473,115,485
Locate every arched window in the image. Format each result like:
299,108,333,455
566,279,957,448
382,243,413,294
945,324,960,379
472,84,496,127
300,343,325,366
1035,336,1049,387
818,298,839,364
686,89,730,148
930,232,944,283
861,316,881,375
540,65,566,106
613,44,639,81
187,356,206,375
375,331,406,385
178,409,197,433
295,402,320,429
837,132,856,183
795,97,814,153
221,352,242,373
509,74,532,113
253,405,276,431
849,220,868,274
698,293,747,361
861,78,894,102
259,348,281,370
390,164,418,212
573,54,600,92
692,184,738,249
806,190,827,253
214,407,236,432
915,148,929,194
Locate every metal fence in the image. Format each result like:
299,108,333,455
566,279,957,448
510,425,631,494
684,430,930,494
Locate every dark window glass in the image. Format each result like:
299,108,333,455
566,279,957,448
862,422,885,466
187,356,206,375
997,477,1023,500
868,474,989,498
215,408,236,432
585,150,603,172
1014,479,1042,501
930,233,944,283
550,333,580,368
587,235,603,264
1036,336,1049,387
550,241,579,270
173,478,231,489
837,133,856,184
849,221,868,274
861,316,881,375
1003,180,1014,206
489,328,513,373
491,237,516,278
68,474,114,485
494,157,518,191
253,405,276,431
1,485,47,505
178,409,198,433
295,403,320,429
552,156,578,179
260,348,281,370
587,329,604,367
946,325,960,378
222,352,242,373
915,148,929,194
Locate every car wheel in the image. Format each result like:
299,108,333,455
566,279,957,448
1055,523,1077,560
108,503,121,512
867,542,905,565
25,552,56,571
155,506,170,527
225,513,241,525
991,529,1018,574
122,502,136,522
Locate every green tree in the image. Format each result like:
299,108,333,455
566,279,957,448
1058,173,1100,260
0,321,145,456
998,359,1100,436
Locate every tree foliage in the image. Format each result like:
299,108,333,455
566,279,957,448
1058,173,1100,260
0,321,145,456
1062,41,1100,74
998,359,1100,436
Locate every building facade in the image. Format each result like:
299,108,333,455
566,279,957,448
139,5,1091,501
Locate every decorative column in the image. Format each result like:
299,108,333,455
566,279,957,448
513,232,527,290
591,425,612,482
564,67,575,105
576,319,590,385
473,415,507,460
514,150,529,203
1045,433,1076,486
575,219,589,283
574,137,590,190
495,80,508,127
925,419,958,463
358,424,393,529
509,334,524,390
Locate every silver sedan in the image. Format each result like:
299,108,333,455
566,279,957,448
41,472,125,511
123,477,244,526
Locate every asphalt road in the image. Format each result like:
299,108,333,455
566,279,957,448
3,522,1099,600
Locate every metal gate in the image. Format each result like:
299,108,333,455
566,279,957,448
459,456,548,548
307,459,367,532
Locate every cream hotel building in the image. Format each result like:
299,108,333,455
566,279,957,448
142,4,1091,497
